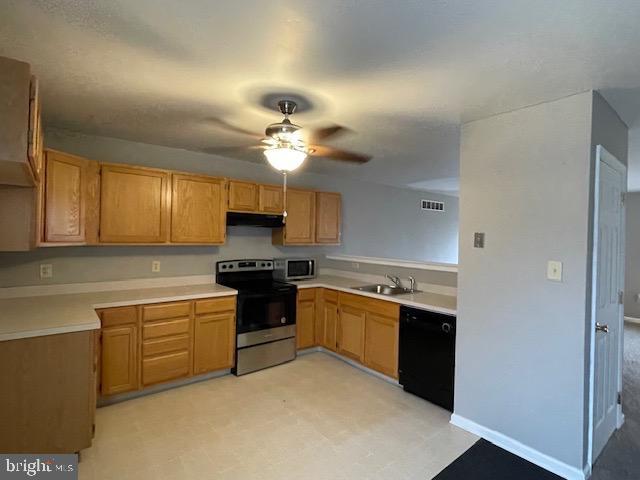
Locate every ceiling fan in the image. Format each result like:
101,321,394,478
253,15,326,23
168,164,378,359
208,99,371,172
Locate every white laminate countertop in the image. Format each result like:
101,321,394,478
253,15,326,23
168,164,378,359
0,283,237,342
292,275,457,316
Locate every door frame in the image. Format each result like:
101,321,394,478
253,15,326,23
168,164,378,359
587,145,626,470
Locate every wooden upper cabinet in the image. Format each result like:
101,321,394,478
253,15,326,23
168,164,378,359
228,180,257,212
171,173,226,244
275,188,316,245
0,56,36,186
27,77,43,182
316,192,341,244
43,150,87,243
258,184,283,213
99,164,169,243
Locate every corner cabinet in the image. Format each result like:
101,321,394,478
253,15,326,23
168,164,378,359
318,289,339,351
99,164,170,243
171,174,226,244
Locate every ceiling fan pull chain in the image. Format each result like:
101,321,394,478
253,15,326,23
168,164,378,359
282,172,288,224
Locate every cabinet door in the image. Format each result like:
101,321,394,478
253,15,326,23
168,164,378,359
320,299,338,351
100,164,169,243
44,151,87,243
316,192,341,244
171,174,226,244
284,189,316,244
258,184,283,213
228,180,257,212
338,304,366,362
193,312,235,374
364,313,399,378
101,325,138,396
297,295,316,349
27,77,43,182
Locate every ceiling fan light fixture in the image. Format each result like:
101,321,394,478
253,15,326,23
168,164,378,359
264,146,307,172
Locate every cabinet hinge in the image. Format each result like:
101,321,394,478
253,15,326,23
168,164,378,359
618,392,622,405
619,291,624,305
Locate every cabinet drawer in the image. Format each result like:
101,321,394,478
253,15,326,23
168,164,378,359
322,289,339,303
339,292,399,319
143,334,190,357
100,306,137,328
297,288,316,301
142,350,189,386
143,317,190,339
195,296,236,315
142,302,190,322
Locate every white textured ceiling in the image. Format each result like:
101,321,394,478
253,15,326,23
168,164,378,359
3,0,640,193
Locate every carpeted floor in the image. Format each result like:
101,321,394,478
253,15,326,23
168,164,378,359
591,322,640,480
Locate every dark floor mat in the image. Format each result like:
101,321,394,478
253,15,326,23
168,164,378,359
432,439,563,480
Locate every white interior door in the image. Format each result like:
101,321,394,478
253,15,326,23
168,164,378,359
591,145,626,462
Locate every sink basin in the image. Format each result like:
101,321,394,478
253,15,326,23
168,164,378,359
352,284,419,296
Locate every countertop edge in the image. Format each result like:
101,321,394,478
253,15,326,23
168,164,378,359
295,282,456,316
92,290,238,309
0,320,102,342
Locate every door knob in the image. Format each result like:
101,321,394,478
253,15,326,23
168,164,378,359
596,322,609,334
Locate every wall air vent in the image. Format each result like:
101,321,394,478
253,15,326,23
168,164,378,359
421,199,444,212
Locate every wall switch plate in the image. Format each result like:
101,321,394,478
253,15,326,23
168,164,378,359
151,261,161,273
547,260,563,282
474,232,485,248
351,262,360,269
39,264,53,279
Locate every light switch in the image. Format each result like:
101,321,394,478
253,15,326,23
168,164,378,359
547,261,563,282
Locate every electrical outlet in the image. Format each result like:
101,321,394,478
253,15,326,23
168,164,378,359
546,260,563,282
151,261,161,273
351,262,360,270
39,264,53,279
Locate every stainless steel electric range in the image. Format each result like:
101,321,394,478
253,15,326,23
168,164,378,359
216,259,297,375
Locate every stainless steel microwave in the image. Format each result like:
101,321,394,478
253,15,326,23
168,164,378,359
273,258,316,281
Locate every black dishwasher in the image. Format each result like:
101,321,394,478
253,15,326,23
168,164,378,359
399,305,456,411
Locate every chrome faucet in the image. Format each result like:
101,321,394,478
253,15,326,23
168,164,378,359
408,276,416,293
385,274,402,288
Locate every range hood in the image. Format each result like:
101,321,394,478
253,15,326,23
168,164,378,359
226,212,284,228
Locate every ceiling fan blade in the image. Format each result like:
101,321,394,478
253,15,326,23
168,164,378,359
303,124,350,143
309,144,371,164
204,117,263,138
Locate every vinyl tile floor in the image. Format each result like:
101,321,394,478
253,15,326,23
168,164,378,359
78,352,478,480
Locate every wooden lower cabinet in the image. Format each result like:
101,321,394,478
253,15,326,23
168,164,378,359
364,312,399,378
297,289,400,378
337,304,366,362
318,289,339,351
101,324,138,396
99,296,237,398
296,288,316,349
193,311,235,374
0,330,96,453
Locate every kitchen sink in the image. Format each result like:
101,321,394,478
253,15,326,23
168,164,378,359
352,284,419,296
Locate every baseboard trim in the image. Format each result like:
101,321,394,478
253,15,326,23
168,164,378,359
298,346,400,386
450,414,586,480
624,316,640,325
